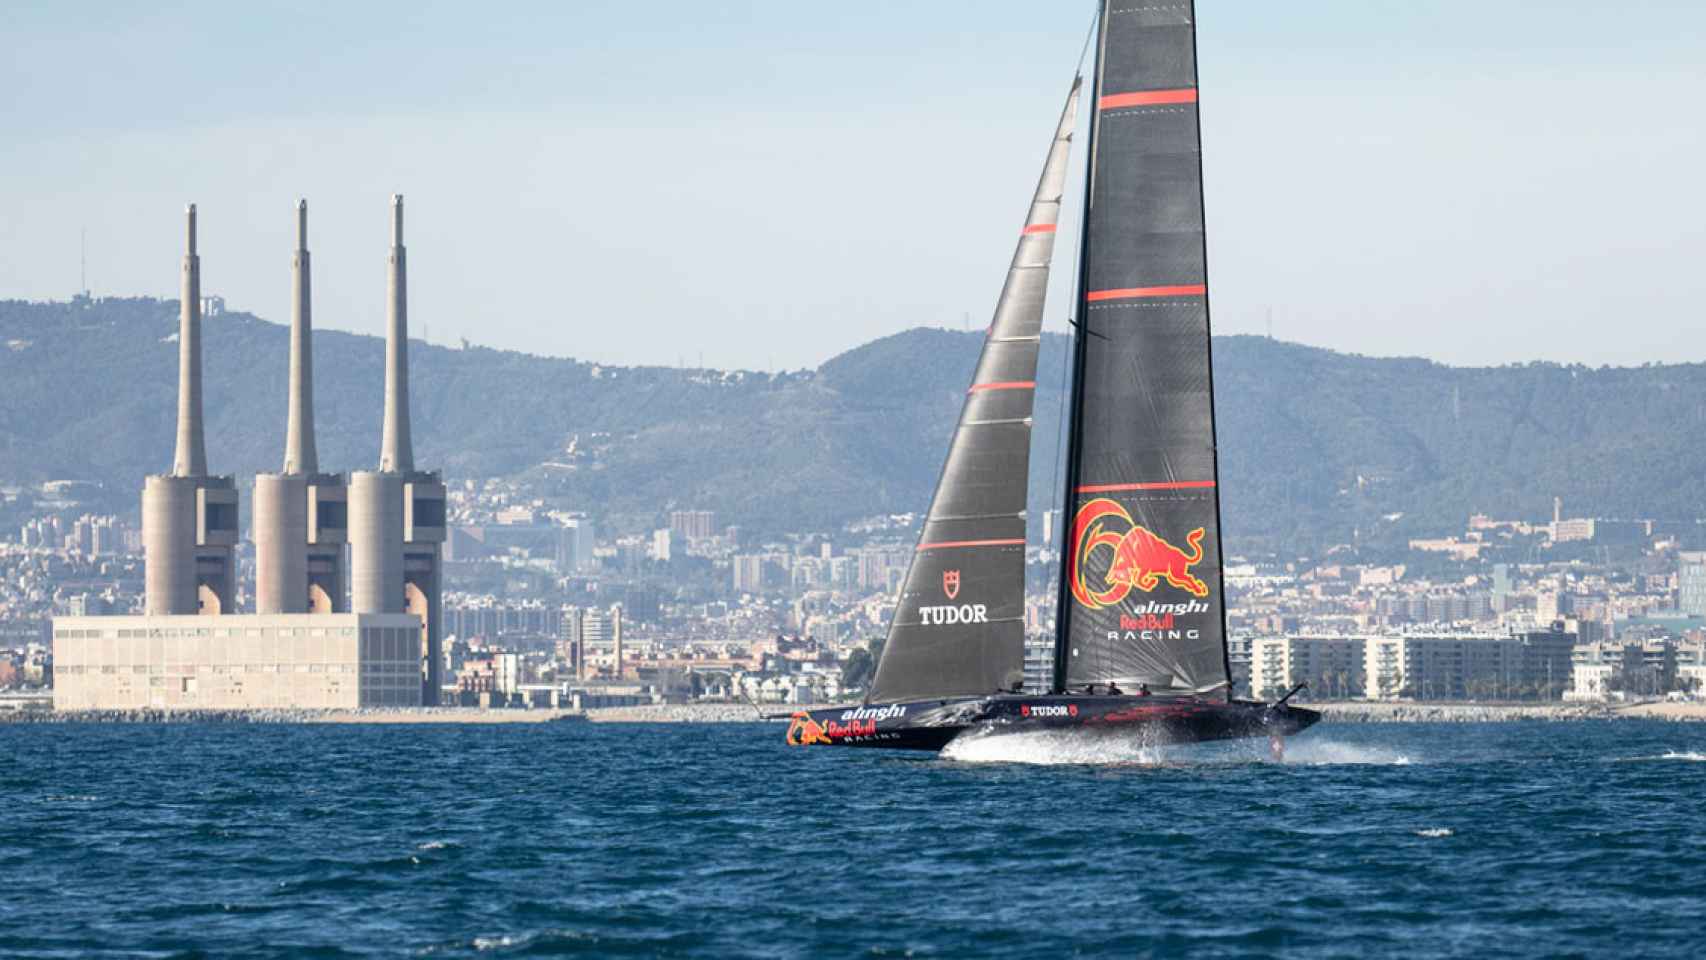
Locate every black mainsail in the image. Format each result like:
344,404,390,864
1054,0,1232,697
866,78,1082,704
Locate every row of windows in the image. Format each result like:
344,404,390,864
58,626,361,641
58,663,361,675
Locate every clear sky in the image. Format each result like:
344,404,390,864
2,1,1702,369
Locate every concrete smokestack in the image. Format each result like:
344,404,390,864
256,201,311,615
350,194,445,704
172,204,207,478
146,203,238,616
283,199,317,475
379,194,413,473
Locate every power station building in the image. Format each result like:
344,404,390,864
52,198,446,711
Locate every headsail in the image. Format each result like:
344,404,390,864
867,78,1082,704
1055,1,1232,697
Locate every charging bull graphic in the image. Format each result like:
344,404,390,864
1071,498,1209,609
786,711,832,746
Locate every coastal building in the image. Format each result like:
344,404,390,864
1568,641,1639,700
1250,635,1365,701
1677,640,1706,697
669,510,716,541
1678,552,1706,617
52,613,423,710
1248,626,1581,702
1569,637,1681,700
563,604,624,680
1022,634,1053,693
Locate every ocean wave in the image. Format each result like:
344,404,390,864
1415,828,1455,838
1279,740,1416,766
1618,751,1706,763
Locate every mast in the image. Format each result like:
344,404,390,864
865,79,1081,704
1052,14,1106,694
1052,0,1232,698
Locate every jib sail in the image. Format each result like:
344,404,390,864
867,78,1081,704
1054,1,1232,697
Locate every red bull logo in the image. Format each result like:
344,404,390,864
785,711,832,746
1071,498,1209,610
785,711,881,746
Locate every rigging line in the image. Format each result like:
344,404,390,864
1074,1,1099,77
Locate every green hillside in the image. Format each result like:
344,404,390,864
3,297,1702,549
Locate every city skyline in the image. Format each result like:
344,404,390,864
3,1,1703,370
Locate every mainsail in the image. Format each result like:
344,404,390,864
867,78,1081,704
1055,0,1232,696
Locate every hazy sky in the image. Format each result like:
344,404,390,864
3,1,1703,369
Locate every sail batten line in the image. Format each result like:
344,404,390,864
1021,224,1058,235
967,381,1035,393
914,538,1026,552
1099,88,1197,109
927,511,1026,523
1077,480,1216,493
1086,284,1206,301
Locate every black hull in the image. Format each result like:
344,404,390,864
785,694,1320,753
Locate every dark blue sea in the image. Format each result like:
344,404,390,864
3,720,1705,958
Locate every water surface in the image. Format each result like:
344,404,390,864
2,720,1704,957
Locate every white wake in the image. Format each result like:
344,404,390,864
1276,739,1416,766
1621,750,1706,763
941,729,1416,767
941,727,1170,765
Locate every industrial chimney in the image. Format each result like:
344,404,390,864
349,195,447,703
143,204,238,615
172,204,207,478
254,200,347,615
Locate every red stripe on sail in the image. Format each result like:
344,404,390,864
1100,89,1198,109
1021,223,1057,235
1076,480,1217,493
916,538,1025,552
1086,284,1207,302
967,381,1035,393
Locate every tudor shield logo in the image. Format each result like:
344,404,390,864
942,569,961,600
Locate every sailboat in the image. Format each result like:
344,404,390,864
786,1,1319,752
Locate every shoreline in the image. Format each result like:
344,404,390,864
6,700,1706,725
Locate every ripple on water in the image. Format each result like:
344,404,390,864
2,719,1705,958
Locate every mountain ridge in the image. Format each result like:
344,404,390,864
4,297,1704,548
